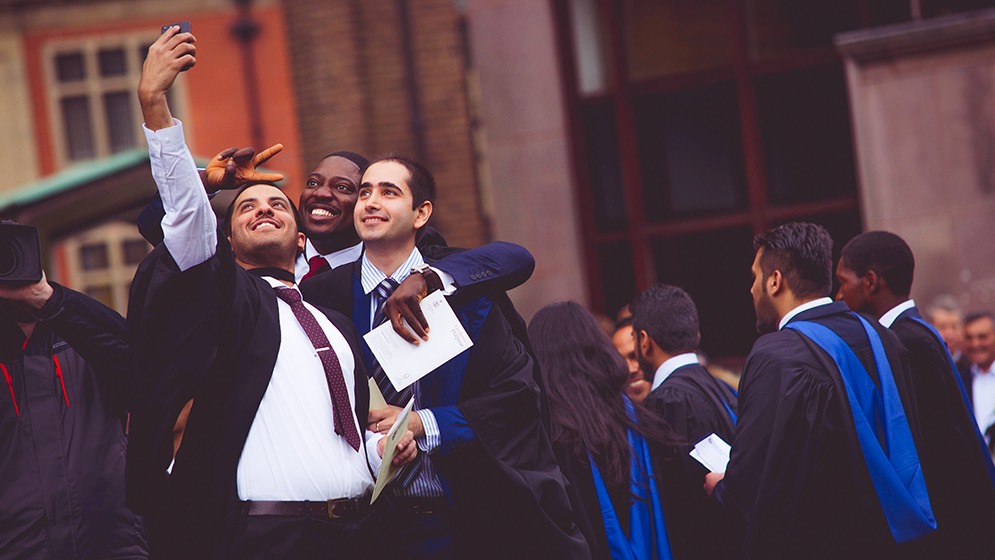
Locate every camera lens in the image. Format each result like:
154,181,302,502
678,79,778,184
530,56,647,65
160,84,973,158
0,240,18,276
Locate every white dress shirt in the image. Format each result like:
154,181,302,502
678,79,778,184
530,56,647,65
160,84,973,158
879,299,916,328
294,240,364,283
972,361,995,438
145,119,381,500
236,278,380,501
651,353,700,391
778,298,834,330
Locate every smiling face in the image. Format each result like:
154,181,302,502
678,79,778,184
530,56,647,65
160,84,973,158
228,183,304,270
965,316,995,370
299,155,362,242
355,160,432,248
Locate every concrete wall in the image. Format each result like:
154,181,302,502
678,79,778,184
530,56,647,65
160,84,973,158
839,9,995,312
463,0,588,319
0,31,39,193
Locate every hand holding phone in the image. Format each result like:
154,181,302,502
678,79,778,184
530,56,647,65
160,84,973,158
161,21,191,35
160,22,193,71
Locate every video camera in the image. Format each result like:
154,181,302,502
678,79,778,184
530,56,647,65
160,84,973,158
0,221,42,284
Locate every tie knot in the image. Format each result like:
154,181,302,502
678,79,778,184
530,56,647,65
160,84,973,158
274,286,302,304
375,278,400,301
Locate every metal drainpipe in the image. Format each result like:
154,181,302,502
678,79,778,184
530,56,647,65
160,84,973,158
397,0,428,163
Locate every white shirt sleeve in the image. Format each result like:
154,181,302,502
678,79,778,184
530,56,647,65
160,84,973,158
143,120,218,271
428,267,457,296
365,430,385,473
415,408,441,453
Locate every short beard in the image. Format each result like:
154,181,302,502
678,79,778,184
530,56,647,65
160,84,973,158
634,340,655,383
754,293,779,334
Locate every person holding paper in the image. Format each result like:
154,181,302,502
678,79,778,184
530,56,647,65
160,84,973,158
835,231,995,558
127,28,417,559
529,301,678,559
628,284,740,560
704,223,932,560
300,155,589,559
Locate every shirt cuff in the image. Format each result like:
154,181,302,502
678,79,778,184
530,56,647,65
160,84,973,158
429,267,456,296
416,409,441,453
366,430,385,473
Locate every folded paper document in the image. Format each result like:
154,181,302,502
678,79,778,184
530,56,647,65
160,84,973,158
363,291,473,391
690,433,732,473
371,397,415,504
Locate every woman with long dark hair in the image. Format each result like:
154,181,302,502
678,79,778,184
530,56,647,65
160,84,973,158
529,301,679,559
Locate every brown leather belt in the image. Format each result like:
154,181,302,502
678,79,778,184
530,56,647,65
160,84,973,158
242,496,370,519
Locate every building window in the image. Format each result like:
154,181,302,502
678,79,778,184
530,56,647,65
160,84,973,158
53,222,149,315
555,0,888,360
79,242,109,271
46,35,182,167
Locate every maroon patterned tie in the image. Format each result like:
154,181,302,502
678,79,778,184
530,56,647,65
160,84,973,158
274,287,361,451
301,256,330,281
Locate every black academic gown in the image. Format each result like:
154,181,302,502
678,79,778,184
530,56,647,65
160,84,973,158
126,239,371,560
300,259,590,559
714,301,924,560
643,363,740,560
889,307,995,558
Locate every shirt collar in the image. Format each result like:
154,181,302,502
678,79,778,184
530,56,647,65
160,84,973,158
360,248,424,295
651,352,699,391
879,299,916,328
778,297,834,330
972,361,995,377
261,275,298,291
304,239,364,270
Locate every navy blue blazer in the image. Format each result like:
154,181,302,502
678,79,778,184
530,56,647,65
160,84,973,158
301,258,590,558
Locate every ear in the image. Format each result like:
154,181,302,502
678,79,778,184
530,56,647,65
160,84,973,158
637,329,653,357
296,232,306,253
864,269,881,294
767,269,783,296
413,200,433,230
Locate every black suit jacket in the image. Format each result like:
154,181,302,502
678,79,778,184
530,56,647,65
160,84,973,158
301,258,590,559
127,238,370,560
715,301,923,560
890,307,995,557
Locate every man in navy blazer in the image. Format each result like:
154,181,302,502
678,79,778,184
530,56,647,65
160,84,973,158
301,155,588,559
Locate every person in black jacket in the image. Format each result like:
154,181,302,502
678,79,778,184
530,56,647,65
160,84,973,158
629,284,740,560
835,230,995,558
0,274,148,559
128,27,417,559
706,222,933,560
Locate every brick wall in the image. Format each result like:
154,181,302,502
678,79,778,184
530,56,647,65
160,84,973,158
282,0,487,247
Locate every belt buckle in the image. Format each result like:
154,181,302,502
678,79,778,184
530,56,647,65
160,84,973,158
327,497,356,519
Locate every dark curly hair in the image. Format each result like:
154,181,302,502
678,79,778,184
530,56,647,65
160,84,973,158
840,231,915,297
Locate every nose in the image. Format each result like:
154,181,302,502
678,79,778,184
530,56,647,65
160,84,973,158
256,203,275,216
364,191,382,209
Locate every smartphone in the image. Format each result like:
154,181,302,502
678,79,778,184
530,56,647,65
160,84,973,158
161,21,193,71
161,21,191,35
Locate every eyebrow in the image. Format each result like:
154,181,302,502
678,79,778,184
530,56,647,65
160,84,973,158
237,195,291,207
309,173,356,182
360,181,403,190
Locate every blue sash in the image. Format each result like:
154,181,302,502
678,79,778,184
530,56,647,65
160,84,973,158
589,397,672,560
786,315,936,543
909,316,995,482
